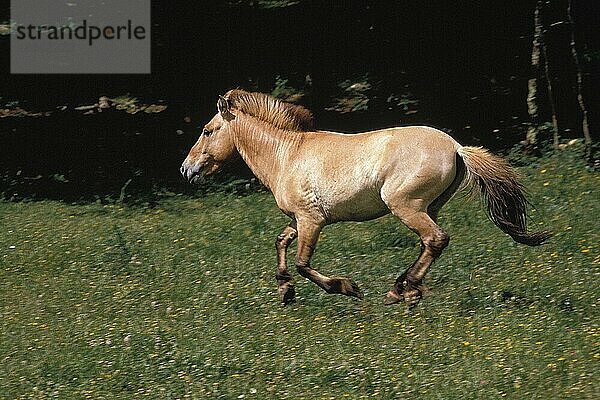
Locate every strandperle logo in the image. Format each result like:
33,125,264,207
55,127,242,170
11,0,150,74
14,19,147,47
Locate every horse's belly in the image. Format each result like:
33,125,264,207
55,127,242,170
325,188,389,222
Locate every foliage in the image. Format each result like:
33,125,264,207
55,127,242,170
253,0,300,9
270,76,305,103
327,76,373,113
0,96,19,108
226,0,301,8
583,50,600,64
96,95,168,115
1,147,598,399
385,92,419,114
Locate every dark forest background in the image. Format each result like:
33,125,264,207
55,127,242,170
1,0,598,202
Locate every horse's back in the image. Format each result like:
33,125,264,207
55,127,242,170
306,126,460,181
310,125,459,153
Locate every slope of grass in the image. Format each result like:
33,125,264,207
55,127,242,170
1,147,598,399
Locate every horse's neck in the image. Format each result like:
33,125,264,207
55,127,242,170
232,118,302,191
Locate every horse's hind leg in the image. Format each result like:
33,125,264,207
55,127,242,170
275,222,298,305
427,154,465,222
294,219,363,300
385,207,449,307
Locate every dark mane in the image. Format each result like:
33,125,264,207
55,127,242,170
223,89,315,132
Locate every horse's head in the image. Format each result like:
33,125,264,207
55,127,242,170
180,96,237,184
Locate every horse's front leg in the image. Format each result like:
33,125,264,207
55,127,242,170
295,219,363,300
275,221,298,305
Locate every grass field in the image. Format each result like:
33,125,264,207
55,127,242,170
1,147,598,399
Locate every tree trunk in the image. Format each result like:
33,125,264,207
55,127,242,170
525,1,542,152
567,0,594,166
526,1,559,151
540,26,560,149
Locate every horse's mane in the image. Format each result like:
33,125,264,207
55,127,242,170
223,89,315,132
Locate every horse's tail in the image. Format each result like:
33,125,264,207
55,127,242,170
457,146,551,246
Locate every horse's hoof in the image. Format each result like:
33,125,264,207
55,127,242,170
347,279,364,300
384,290,402,305
282,297,296,306
334,277,363,299
279,283,296,306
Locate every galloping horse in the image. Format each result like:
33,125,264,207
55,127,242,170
181,89,550,306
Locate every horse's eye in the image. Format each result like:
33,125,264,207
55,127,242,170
202,128,212,136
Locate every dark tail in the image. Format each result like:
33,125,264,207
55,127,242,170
457,146,551,246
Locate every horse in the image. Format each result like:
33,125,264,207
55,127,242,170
181,89,550,307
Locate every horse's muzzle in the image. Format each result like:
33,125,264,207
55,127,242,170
180,163,205,185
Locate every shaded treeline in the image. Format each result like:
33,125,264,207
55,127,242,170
1,0,598,201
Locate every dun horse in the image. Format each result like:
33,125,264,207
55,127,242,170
181,90,550,306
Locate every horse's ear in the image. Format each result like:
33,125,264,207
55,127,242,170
217,95,235,121
217,95,230,114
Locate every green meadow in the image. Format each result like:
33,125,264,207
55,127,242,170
1,147,598,399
